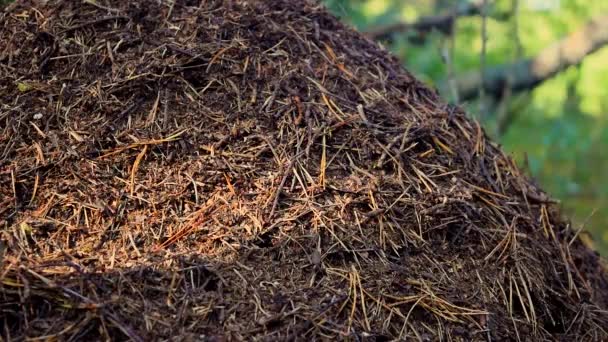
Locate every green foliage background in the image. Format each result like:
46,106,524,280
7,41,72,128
323,0,608,254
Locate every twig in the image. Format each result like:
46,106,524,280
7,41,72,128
59,16,129,34
268,156,298,221
478,0,489,117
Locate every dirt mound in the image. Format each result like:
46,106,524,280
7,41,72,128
1,0,607,340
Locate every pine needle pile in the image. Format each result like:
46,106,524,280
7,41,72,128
1,0,607,340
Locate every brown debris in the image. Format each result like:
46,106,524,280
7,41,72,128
0,0,607,340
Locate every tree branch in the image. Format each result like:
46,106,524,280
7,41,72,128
450,14,608,102
365,0,488,40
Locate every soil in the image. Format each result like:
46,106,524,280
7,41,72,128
1,0,607,340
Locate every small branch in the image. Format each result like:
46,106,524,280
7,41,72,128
365,0,493,40
366,15,457,41
495,0,523,136
444,13,608,102
478,0,488,117
268,156,298,222
441,2,460,104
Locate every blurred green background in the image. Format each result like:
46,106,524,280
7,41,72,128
323,0,608,254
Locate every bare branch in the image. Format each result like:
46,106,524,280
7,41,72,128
448,13,608,102
365,0,490,40
478,0,489,117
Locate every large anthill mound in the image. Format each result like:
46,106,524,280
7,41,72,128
1,0,607,340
